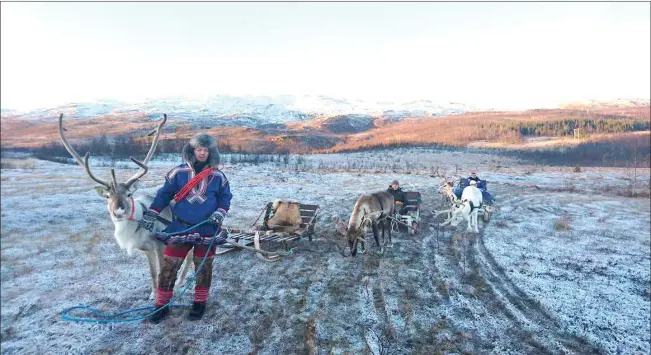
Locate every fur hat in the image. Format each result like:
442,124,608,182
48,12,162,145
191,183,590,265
469,180,477,185
182,133,220,166
391,180,399,185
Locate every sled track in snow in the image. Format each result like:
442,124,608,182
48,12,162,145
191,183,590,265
471,227,602,354
417,188,604,354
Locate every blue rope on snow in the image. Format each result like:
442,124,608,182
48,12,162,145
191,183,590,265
61,219,224,323
154,219,211,237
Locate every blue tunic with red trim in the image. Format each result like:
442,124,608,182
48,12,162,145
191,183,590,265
150,163,232,245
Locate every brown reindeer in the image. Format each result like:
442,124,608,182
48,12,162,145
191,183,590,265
339,191,394,256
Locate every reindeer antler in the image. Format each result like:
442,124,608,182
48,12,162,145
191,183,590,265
124,114,167,188
432,208,454,218
59,113,165,189
434,166,447,179
58,114,111,188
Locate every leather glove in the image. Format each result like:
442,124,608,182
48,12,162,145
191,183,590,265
395,201,404,206
209,208,227,228
139,208,159,232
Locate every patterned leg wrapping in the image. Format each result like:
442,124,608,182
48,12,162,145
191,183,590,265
156,254,186,306
193,256,213,303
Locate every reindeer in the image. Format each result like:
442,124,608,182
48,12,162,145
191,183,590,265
433,183,483,233
433,167,458,220
58,113,191,299
337,191,394,256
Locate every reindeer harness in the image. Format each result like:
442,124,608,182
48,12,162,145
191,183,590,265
127,198,173,232
371,192,387,219
462,199,480,212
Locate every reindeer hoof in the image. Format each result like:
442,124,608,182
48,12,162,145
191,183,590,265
343,246,351,257
149,291,156,300
387,243,393,248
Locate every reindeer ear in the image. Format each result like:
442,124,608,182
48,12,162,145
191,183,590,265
95,186,109,198
129,181,140,192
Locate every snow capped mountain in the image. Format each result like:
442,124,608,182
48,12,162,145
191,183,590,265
286,96,478,117
559,98,651,109
0,95,480,127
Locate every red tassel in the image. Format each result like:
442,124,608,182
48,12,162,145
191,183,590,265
174,168,215,203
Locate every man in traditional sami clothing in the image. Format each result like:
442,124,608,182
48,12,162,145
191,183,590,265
139,133,232,323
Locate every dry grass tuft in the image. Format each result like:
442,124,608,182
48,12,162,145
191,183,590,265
303,314,318,355
85,232,104,252
0,159,35,169
495,221,508,228
553,216,572,232
615,187,651,198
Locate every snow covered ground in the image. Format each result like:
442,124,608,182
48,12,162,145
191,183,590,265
1,148,649,354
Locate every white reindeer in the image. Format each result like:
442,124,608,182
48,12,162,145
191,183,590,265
58,113,191,299
434,181,483,233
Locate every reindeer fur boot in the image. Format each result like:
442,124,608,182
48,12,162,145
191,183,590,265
188,256,213,320
148,305,170,324
147,254,186,324
187,302,206,321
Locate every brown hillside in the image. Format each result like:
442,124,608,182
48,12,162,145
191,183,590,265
1,106,649,154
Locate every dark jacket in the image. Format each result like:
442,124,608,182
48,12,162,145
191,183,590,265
386,186,406,204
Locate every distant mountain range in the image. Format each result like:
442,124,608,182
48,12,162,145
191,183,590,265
558,98,650,109
0,95,481,128
1,95,648,155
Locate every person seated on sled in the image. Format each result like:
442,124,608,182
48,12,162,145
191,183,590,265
138,133,232,324
387,180,407,215
468,177,495,204
468,172,481,183
468,171,487,190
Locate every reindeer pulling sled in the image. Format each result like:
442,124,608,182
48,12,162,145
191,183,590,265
335,189,424,256
391,191,423,235
437,176,496,233
453,178,494,223
215,199,320,262
455,178,495,206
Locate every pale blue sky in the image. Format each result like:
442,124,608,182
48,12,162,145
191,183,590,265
1,2,649,110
